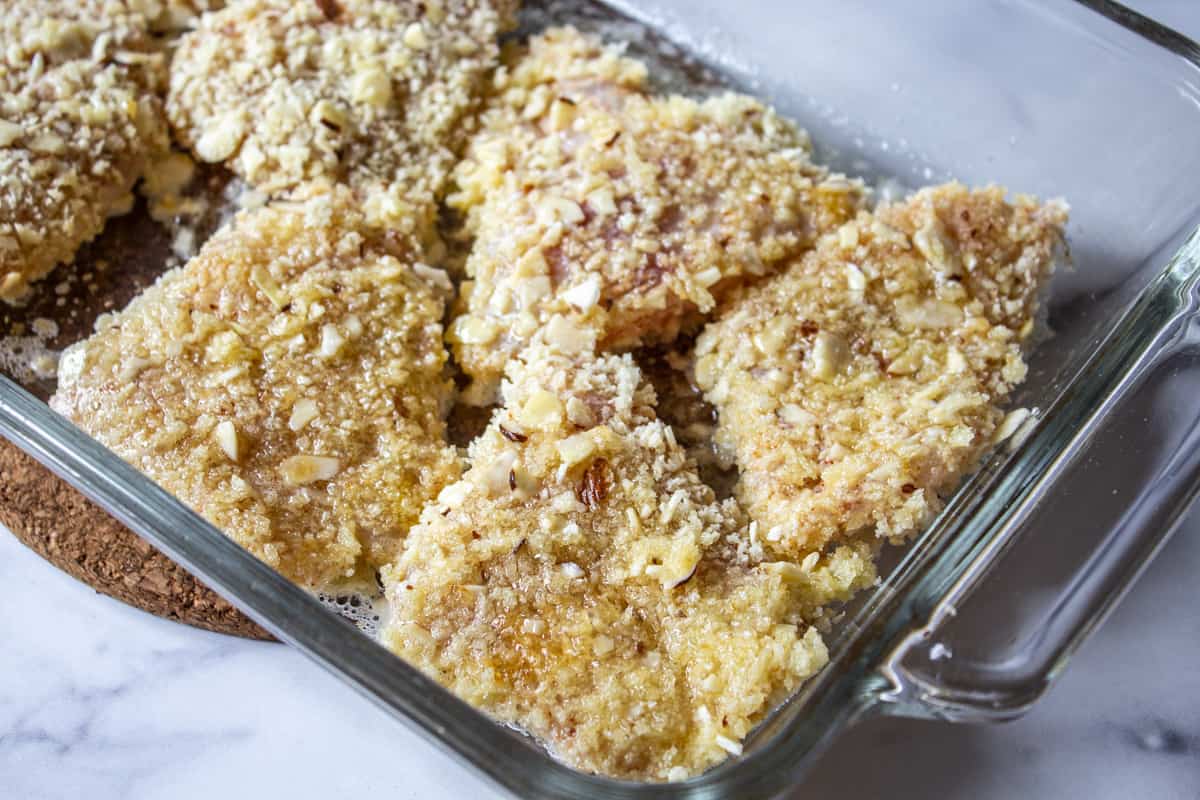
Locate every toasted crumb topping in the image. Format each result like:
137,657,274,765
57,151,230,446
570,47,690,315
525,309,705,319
447,27,865,404
51,188,461,588
0,1,169,304
695,183,1068,559
167,0,518,235
381,343,873,780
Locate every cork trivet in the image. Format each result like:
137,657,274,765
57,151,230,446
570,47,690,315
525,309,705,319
0,437,271,640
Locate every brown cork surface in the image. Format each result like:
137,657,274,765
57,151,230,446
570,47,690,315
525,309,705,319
0,422,271,640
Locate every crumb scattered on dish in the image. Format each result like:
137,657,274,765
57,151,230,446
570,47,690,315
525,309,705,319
51,187,462,588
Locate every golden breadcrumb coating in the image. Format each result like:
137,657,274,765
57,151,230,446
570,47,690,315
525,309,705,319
51,189,461,589
447,27,865,404
167,0,517,236
695,183,1068,559
0,0,169,303
382,343,873,780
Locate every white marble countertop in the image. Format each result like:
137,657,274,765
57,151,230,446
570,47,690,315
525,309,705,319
3,2,1199,799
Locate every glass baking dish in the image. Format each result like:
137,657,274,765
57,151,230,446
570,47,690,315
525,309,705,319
3,0,1200,797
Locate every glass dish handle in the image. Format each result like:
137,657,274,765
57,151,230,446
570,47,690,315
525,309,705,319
875,235,1200,723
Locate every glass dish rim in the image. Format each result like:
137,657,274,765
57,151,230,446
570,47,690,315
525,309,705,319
2,1,1200,798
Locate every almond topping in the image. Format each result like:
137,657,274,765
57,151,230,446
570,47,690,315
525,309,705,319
289,398,319,431
402,22,428,50
561,275,601,311
518,390,563,430
214,420,239,461
279,454,340,485
319,323,345,358
251,265,288,309
0,120,23,147
576,457,612,509
556,431,596,466
195,112,246,162
352,67,392,107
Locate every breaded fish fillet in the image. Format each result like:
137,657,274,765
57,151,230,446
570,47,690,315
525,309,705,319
695,183,1067,559
0,0,169,303
447,27,864,403
167,0,517,236
51,188,461,589
381,342,872,780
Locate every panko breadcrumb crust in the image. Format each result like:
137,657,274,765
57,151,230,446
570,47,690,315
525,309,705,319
167,0,518,237
50,189,462,589
382,343,874,780
0,0,169,303
696,183,1067,560
447,27,865,404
